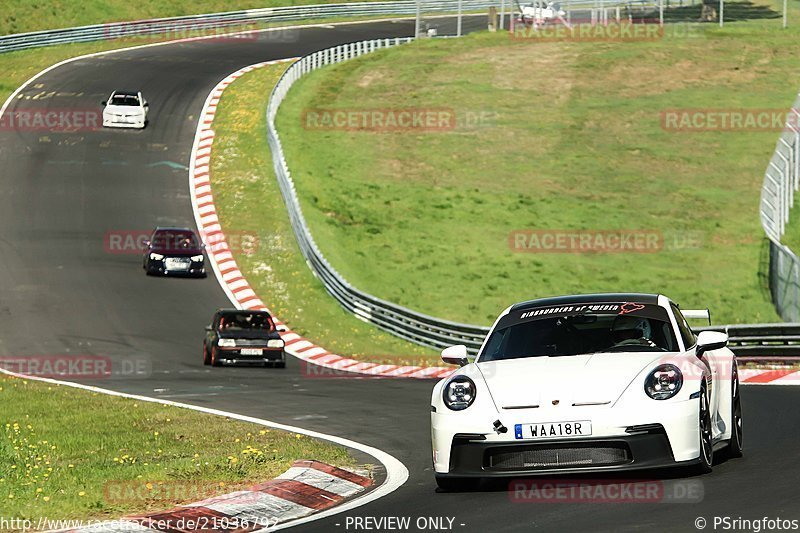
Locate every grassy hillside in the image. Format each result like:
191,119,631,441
276,15,800,325
1,0,368,35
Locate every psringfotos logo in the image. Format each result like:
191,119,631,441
509,478,704,503
0,108,102,132
661,108,800,132
102,19,262,43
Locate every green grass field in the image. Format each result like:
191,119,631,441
0,0,374,35
208,64,436,361
0,374,352,520
274,13,800,326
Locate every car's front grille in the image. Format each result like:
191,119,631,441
485,442,631,470
230,339,269,347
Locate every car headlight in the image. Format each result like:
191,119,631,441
190,255,204,262
149,253,164,260
443,376,476,411
218,339,236,347
644,364,683,400
267,339,284,348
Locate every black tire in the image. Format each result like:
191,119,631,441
203,341,210,366
273,361,286,369
694,383,713,474
435,475,480,492
210,346,221,367
723,365,744,459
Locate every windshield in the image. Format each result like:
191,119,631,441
479,302,678,362
110,94,140,106
219,313,274,332
151,230,200,251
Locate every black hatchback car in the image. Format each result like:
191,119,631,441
142,227,205,277
203,309,286,367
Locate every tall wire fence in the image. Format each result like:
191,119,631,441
760,100,800,321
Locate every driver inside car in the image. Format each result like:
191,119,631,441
611,315,658,348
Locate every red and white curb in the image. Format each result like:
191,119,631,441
49,460,371,532
188,64,800,385
0,370,407,532
739,366,800,385
189,61,455,381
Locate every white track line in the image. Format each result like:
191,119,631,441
0,367,408,531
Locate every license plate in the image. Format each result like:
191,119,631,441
514,420,592,440
165,258,190,270
240,348,263,356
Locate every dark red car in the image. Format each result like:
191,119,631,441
142,227,206,277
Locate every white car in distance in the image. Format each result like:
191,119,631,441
102,90,148,129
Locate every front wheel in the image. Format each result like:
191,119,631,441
210,346,221,367
203,341,210,366
723,365,744,459
435,475,480,492
694,384,713,474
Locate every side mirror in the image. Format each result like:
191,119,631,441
143,102,149,108
204,325,213,332
695,330,728,357
442,344,469,367
276,324,289,333
142,239,150,247
101,101,106,106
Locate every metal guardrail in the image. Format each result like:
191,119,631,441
266,37,491,353
0,0,679,55
266,38,800,357
5,0,790,354
0,0,501,54
759,97,800,321
698,323,800,358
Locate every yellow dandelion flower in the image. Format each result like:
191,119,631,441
78,491,86,497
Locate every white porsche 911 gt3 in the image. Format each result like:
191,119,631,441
431,293,743,491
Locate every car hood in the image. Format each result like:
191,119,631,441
150,246,203,255
104,105,144,115
476,352,669,409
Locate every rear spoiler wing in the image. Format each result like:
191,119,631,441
682,309,711,325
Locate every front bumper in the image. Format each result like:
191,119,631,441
442,427,698,477
145,257,205,277
103,115,146,128
217,348,285,366
432,397,700,475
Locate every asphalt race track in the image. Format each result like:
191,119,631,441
1,16,799,533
